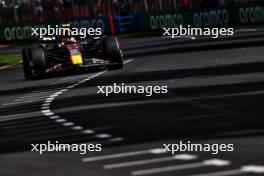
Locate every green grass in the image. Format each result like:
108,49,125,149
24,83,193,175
0,54,21,65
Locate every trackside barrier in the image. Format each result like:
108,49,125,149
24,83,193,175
113,15,134,33
140,4,264,31
109,16,116,35
0,16,111,43
1,3,264,43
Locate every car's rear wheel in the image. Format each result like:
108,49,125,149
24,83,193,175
22,47,47,79
102,36,123,70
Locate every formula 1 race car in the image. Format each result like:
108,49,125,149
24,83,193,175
22,35,123,79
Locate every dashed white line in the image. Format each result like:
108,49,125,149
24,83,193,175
42,110,54,116
241,165,264,173
190,165,264,176
108,137,123,142
132,163,203,176
82,129,95,134
67,85,75,89
72,126,83,130
46,97,55,101
95,133,112,139
44,99,53,103
131,159,231,176
15,96,47,102
55,119,67,123
61,76,80,81
20,91,58,98
41,71,108,139
104,154,198,169
42,106,49,110
49,76,87,85
0,111,42,122
190,170,244,176
42,103,50,106
32,88,65,94
82,148,166,163
49,116,60,120
63,122,74,127
124,59,133,64
3,99,42,106
40,59,133,144
20,93,52,99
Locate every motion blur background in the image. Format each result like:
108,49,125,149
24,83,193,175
1,0,264,176
0,0,264,43
0,0,262,22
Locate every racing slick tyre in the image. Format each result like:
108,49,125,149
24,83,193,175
23,47,47,79
22,48,32,79
102,36,123,70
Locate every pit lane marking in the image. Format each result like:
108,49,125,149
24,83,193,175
41,59,133,141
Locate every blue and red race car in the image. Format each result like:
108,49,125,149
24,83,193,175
22,35,123,79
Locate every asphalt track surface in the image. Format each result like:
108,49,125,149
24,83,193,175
0,31,264,176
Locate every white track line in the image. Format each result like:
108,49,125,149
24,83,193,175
190,170,244,176
123,59,133,64
15,96,48,102
48,89,264,113
191,165,264,176
41,59,134,142
32,88,65,93
49,80,76,85
3,99,43,106
104,154,198,169
132,163,203,176
131,159,231,176
21,92,56,98
41,71,109,137
0,111,41,122
82,148,166,162
1,90,63,106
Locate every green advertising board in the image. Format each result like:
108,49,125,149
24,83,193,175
0,16,110,43
235,4,264,25
1,3,264,43
0,23,46,42
141,3,264,31
188,4,264,27
143,11,186,31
